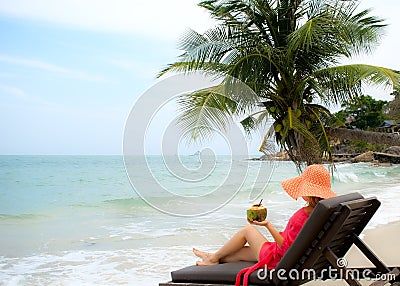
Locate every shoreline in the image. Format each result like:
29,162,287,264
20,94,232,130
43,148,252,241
306,220,400,285
254,147,400,165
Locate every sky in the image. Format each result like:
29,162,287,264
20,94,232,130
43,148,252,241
0,0,399,155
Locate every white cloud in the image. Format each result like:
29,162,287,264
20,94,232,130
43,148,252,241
0,83,56,106
0,55,108,82
0,83,27,99
0,0,215,38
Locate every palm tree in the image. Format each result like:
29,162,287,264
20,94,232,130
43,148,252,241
159,0,400,168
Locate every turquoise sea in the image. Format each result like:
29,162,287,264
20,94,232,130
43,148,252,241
0,155,399,285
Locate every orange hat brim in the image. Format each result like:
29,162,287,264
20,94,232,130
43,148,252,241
281,176,336,200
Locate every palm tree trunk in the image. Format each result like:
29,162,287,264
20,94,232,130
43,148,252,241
328,128,400,146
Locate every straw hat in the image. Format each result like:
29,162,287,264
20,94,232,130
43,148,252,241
281,165,336,200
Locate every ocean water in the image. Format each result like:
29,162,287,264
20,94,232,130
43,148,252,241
0,155,399,285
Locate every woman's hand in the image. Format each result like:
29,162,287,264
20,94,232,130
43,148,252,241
248,219,284,246
247,219,270,227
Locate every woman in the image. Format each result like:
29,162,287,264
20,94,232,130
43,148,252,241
193,165,337,285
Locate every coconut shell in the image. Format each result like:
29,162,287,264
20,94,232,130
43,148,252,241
247,204,267,222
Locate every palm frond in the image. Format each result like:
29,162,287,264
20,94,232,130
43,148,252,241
258,126,277,156
311,64,400,104
288,1,386,71
157,62,226,78
221,75,260,114
342,8,387,55
177,85,236,141
177,27,234,69
240,115,257,135
239,109,270,136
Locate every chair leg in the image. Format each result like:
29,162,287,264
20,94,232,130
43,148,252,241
324,247,362,286
352,234,390,273
351,234,399,285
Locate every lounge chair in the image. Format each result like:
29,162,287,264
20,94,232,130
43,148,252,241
159,193,399,286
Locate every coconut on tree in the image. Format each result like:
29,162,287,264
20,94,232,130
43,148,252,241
159,0,400,168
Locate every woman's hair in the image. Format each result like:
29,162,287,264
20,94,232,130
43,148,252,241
306,196,323,208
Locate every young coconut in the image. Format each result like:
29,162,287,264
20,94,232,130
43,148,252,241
247,199,267,222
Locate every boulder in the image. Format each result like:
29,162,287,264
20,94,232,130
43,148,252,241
350,151,374,163
383,146,400,156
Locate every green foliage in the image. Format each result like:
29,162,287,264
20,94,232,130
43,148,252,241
334,94,388,130
338,140,387,153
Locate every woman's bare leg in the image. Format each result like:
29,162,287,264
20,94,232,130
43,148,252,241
193,225,268,265
220,246,254,263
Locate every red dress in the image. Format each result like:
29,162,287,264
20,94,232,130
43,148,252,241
258,207,309,268
235,208,310,286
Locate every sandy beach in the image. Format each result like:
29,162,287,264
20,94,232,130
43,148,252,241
307,221,400,285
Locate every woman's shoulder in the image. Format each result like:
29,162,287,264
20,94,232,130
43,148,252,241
285,207,310,232
303,206,314,215
290,207,311,221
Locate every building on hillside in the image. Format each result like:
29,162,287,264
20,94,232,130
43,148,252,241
378,120,400,134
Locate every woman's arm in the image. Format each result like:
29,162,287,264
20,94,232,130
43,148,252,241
250,220,284,247
264,221,284,247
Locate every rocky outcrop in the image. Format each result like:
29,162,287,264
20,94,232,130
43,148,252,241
259,150,290,161
350,151,374,163
254,146,400,164
384,146,400,156
348,148,400,164
373,151,400,164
